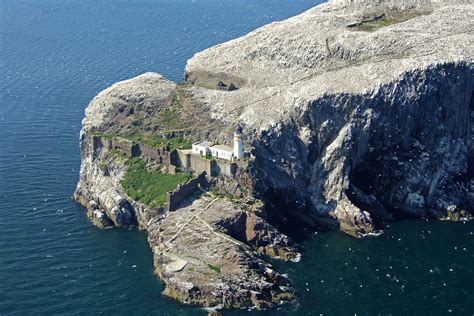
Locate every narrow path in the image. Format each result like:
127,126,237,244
166,197,219,245
195,215,244,247
162,191,255,258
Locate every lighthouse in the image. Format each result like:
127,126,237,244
233,125,244,159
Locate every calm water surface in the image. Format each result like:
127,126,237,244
1,0,473,314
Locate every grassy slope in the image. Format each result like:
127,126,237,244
93,131,192,151
124,131,192,151
355,11,431,32
121,157,191,208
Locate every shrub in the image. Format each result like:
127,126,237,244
207,263,221,273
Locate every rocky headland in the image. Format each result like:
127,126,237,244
74,0,473,311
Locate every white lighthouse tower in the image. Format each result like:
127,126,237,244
233,125,244,159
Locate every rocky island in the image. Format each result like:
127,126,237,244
74,0,473,311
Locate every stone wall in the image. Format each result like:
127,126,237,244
211,159,238,177
111,138,135,157
173,150,243,178
92,136,106,158
167,172,208,212
94,135,170,162
138,144,170,165
191,155,213,176
172,150,188,168
93,135,244,180
168,164,177,174
91,135,136,157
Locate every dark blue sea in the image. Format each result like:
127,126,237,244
0,0,473,314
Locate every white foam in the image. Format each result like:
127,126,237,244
290,253,302,263
360,230,384,237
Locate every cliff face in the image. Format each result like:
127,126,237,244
74,73,176,229
184,0,473,235
248,62,473,235
74,73,299,309
75,0,473,310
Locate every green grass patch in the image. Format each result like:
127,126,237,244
167,137,192,151
159,108,182,130
177,81,192,88
356,18,397,32
121,131,162,148
131,132,192,150
195,82,218,90
209,186,220,196
208,185,236,200
203,154,216,161
121,157,191,208
93,130,192,151
106,149,126,160
207,263,221,273
354,11,431,32
92,131,115,140
225,192,236,200
123,131,192,151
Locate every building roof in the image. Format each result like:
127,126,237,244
193,140,214,147
211,144,234,152
235,124,243,134
228,82,237,91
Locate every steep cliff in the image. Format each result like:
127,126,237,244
184,0,473,235
74,0,473,310
73,73,299,309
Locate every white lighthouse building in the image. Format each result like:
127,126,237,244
233,125,244,159
191,125,245,161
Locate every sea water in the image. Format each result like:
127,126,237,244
1,0,473,314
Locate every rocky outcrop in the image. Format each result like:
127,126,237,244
73,74,299,309
75,0,473,310
73,135,137,229
148,196,297,309
184,0,473,235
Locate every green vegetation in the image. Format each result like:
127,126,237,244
98,161,107,170
98,149,126,171
162,83,193,129
124,131,192,150
177,81,192,87
93,130,192,151
204,154,215,161
121,157,191,208
354,12,431,32
92,131,115,140
209,186,220,196
158,108,182,130
225,192,236,200
206,263,221,273
208,185,236,200
195,82,217,90
106,149,126,160
121,131,163,148
166,137,192,151
356,18,398,32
